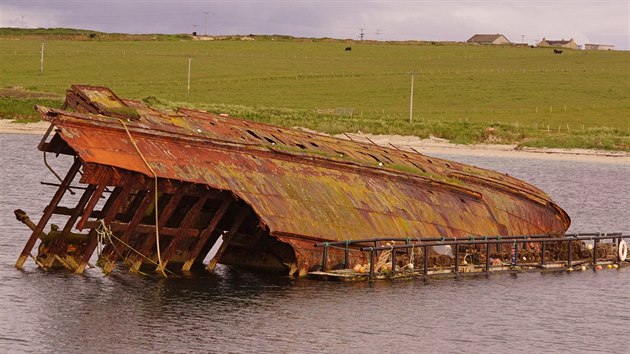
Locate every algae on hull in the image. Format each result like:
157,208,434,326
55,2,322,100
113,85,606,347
15,85,570,276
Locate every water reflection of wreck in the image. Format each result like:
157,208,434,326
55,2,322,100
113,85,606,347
15,85,573,277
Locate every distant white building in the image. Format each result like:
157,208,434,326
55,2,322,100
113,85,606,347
467,34,511,45
584,43,614,51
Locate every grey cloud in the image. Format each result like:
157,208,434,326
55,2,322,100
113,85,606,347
1,0,627,49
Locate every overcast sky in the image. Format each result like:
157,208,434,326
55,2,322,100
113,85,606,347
1,0,628,49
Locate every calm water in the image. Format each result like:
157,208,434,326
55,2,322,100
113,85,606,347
1,133,629,353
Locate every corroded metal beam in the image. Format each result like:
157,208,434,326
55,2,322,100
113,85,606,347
158,192,212,270
128,191,184,272
98,186,154,274
40,183,96,269
74,184,132,274
85,221,199,238
16,158,81,269
76,184,107,230
182,198,232,271
207,205,250,271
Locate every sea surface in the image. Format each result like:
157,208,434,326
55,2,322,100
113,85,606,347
1,133,629,353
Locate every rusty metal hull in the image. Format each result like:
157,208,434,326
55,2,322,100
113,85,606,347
15,85,570,276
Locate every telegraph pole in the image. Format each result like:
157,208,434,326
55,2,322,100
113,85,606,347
359,28,364,40
408,71,415,123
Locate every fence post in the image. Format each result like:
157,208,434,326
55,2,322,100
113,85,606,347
40,42,45,72
187,57,191,95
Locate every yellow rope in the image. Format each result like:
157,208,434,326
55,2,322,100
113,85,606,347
118,119,166,277
96,220,176,276
374,242,394,272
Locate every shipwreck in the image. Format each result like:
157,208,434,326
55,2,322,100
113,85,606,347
15,85,582,277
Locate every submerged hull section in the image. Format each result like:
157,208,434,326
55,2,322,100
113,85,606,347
15,85,570,276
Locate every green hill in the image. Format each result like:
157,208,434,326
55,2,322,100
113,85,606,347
1,29,628,150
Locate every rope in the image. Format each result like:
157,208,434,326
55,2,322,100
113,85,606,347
96,219,119,258
374,242,395,271
95,220,176,276
118,119,166,276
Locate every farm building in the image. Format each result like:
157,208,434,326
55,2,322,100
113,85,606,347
467,34,511,45
584,43,614,51
537,38,578,49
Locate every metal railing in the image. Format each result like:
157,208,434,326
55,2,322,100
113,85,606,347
314,232,628,281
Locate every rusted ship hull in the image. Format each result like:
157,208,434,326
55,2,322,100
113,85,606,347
15,85,570,276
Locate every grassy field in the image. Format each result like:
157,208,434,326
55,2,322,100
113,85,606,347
1,29,629,150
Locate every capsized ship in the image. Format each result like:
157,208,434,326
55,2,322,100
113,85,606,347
15,85,570,276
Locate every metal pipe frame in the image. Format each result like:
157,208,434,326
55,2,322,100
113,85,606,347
354,233,629,280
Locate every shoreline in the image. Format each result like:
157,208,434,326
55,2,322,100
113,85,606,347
336,133,630,164
2,119,629,164
0,119,51,135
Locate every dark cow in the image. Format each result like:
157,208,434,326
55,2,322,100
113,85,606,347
345,47,352,51
553,49,563,54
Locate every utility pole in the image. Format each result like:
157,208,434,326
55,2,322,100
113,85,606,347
521,34,525,44
204,12,209,36
359,28,364,41
408,71,415,123
375,29,381,40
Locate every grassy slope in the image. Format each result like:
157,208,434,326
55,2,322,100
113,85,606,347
1,30,628,150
